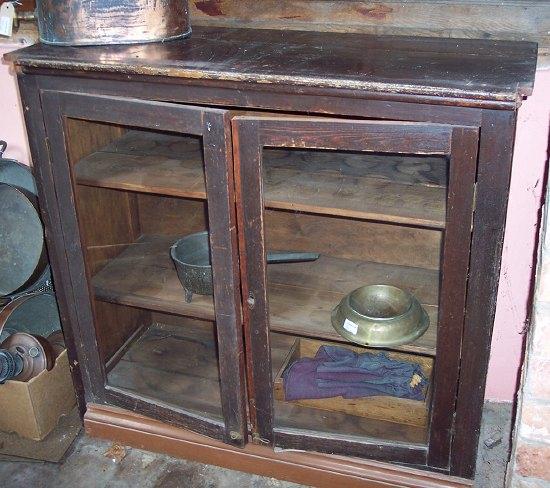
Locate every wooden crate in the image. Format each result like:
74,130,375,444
273,338,433,428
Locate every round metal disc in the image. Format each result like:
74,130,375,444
0,158,37,195
0,183,45,296
0,292,62,343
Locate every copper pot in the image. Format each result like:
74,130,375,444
36,0,191,46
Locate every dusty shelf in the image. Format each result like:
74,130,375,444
92,234,439,356
75,130,447,229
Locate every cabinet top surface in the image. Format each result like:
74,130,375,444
8,26,537,103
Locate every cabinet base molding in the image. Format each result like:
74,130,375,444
85,404,471,488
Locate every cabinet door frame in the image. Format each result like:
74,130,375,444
233,115,479,468
40,90,247,446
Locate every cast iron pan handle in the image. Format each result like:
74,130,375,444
266,251,320,264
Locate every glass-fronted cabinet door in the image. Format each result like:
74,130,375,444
41,92,246,446
233,116,479,468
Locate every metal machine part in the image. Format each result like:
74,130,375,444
171,231,320,302
331,285,429,347
0,349,24,383
36,0,191,46
1,333,55,382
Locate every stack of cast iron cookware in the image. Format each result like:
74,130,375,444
0,141,63,384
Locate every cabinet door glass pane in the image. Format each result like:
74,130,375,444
264,147,447,445
66,120,224,423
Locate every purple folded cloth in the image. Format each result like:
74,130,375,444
283,345,426,402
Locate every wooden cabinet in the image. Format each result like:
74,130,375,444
235,116,478,468
38,93,246,445
8,26,537,486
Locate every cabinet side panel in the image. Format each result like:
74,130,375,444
451,110,517,478
16,75,87,412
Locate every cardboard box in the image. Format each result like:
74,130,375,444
0,350,76,440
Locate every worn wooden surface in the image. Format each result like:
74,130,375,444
269,337,429,453
427,127,478,469
265,210,443,271
75,129,448,228
39,91,247,446
272,337,433,427
91,234,439,356
17,75,88,414
107,319,224,421
6,26,537,103
14,23,535,476
189,1,549,48
234,114,480,468
86,403,474,488
451,110,517,478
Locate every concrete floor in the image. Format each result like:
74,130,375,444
0,402,513,487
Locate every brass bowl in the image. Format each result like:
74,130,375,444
331,285,429,347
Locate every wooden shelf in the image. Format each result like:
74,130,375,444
75,131,207,200
75,131,447,229
92,235,439,356
270,333,428,446
107,320,223,421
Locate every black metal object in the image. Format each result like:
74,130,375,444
0,143,52,297
171,231,320,302
0,349,23,383
0,183,48,297
36,0,191,46
0,141,36,194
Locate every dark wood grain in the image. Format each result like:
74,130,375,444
202,110,247,445
41,90,108,403
13,25,533,477
17,75,88,414
427,127,479,469
274,430,427,466
48,91,210,136
31,74,487,123
233,115,462,464
39,90,246,447
6,26,537,103
451,110,517,478
233,118,273,444
256,117,452,154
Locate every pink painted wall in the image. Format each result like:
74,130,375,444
0,31,547,401
1,32,35,165
485,67,550,401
